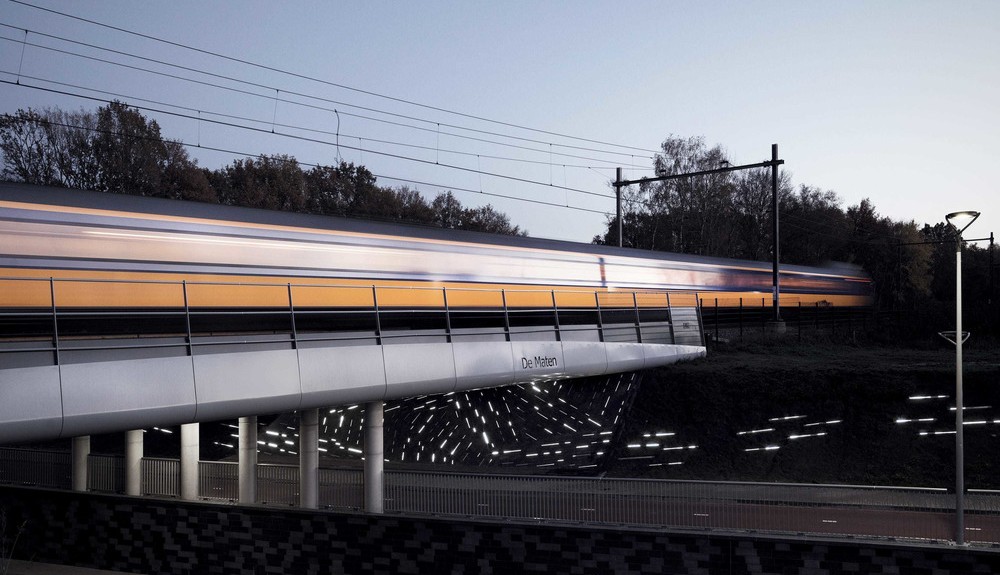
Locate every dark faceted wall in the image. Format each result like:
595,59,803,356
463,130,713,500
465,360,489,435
1,487,997,575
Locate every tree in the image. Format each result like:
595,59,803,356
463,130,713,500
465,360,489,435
431,191,464,229
461,203,525,236
90,101,169,195
430,191,525,236
0,107,97,188
780,185,847,265
385,186,436,224
303,161,379,217
595,135,740,255
216,154,306,212
159,140,216,203
0,102,212,201
0,109,61,185
1,102,526,237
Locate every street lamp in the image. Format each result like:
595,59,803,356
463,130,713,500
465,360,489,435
945,209,980,546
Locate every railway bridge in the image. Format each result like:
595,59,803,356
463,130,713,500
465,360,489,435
7,184,976,574
0,182,724,511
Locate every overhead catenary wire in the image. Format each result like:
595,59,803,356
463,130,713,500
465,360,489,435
4,4,933,250
1,71,901,239
0,29,653,170
0,75,911,248
0,79,616,219
0,76,620,203
0,10,661,157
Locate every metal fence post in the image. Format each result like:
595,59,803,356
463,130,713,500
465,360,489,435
372,286,382,346
595,292,604,342
739,297,743,342
49,277,60,365
696,295,706,347
632,292,642,343
287,283,298,349
714,297,719,346
665,292,675,344
501,289,511,342
761,298,766,336
551,290,561,342
182,280,193,356
442,287,452,343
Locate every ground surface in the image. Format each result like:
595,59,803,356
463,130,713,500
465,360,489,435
613,338,1000,489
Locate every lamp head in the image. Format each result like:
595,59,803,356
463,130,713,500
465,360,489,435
946,210,980,235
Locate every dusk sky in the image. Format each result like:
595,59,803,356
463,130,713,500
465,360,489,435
1,1,997,245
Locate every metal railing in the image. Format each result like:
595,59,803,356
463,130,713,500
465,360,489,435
258,464,299,506
86,453,124,493
319,468,364,511
199,461,238,502
1,448,998,544
142,457,179,497
699,295,875,345
197,461,363,509
0,447,71,489
0,276,704,369
383,471,1000,545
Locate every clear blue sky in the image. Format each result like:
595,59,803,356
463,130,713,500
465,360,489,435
1,1,997,245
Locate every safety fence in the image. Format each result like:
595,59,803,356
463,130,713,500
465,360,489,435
142,457,179,498
1,447,997,545
0,277,705,370
384,472,1000,545
86,453,124,493
196,462,362,511
0,447,70,489
698,295,875,346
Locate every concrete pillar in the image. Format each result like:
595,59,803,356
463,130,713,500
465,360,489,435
180,422,199,501
125,429,144,496
71,435,90,492
364,401,384,514
299,408,319,509
239,416,257,504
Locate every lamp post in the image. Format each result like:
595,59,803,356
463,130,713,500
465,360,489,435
945,209,980,546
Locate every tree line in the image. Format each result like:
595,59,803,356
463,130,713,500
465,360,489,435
0,101,525,236
594,136,995,318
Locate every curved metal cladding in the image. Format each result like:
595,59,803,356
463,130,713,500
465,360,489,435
0,182,866,443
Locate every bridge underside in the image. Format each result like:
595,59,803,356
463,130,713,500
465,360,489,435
1,338,704,444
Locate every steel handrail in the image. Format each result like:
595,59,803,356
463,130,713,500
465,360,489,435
0,275,702,363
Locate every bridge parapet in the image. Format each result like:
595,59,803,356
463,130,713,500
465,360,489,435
0,277,706,443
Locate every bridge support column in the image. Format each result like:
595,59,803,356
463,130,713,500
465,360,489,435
300,408,319,509
180,422,199,501
238,416,257,504
71,436,90,492
125,429,143,496
364,401,384,514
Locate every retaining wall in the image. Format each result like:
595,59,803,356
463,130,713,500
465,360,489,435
0,486,997,575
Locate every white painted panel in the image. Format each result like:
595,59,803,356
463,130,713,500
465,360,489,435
604,342,646,373
510,340,565,383
642,344,707,367
453,341,515,391
194,349,301,421
60,356,196,437
299,345,387,407
0,365,62,444
561,341,608,377
383,343,456,399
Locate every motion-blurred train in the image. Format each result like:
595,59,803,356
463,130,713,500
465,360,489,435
0,181,871,328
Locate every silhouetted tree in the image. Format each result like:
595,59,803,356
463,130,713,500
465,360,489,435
216,154,306,212
1,102,525,237
0,102,213,201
